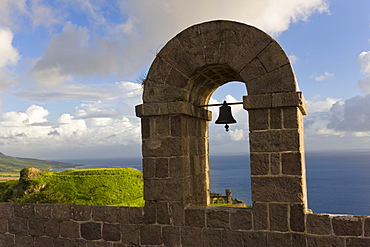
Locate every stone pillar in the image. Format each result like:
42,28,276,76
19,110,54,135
136,101,212,225
244,91,308,231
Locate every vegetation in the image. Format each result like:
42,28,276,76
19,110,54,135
0,167,144,207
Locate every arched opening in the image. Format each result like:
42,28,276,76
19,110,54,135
208,81,251,207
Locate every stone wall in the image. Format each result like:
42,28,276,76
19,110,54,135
1,20,369,246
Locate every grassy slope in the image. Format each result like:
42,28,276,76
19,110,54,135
0,152,74,174
0,167,144,207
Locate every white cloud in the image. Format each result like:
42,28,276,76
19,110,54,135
306,97,341,114
315,71,334,81
289,54,298,64
0,28,20,68
358,51,370,94
229,129,245,141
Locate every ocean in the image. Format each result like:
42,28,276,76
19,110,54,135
56,151,370,216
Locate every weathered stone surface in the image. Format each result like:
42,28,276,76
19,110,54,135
230,209,252,230
52,204,70,221
121,225,140,246
270,108,282,129
28,218,45,236
242,231,267,247
252,176,304,203
0,218,7,233
92,206,119,223
282,152,303,175
140,225,162,245
364,217,370,237
103,223,120,242
258,41,290,72
15,235,33,246
144,178,182,201
249,129,301,153
44,219,60,238
0,203,13,218
222,230,243,247
34,236,54,247
248,108,269,131
81,222,102,240
250,153,269,175
60,221,80,238
291,233,307,247
243,94,272,110
142,137,186,158
347,237,370,247
239,58,267,83
70,205,91,221
306,213,332,235
202,228,222,247
8,217,27,235
14,203,34,218
290,204,305,232
206,209,230,229
185,208,205,227
270,152,281,175
181,227,202,247
307,235,345,247
128,207,144,224
163,226,180,246
267,232,291,247
35,204,51,219
332,215,363,236
252,203,268,230
269,203,288,232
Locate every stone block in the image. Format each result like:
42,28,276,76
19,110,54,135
92,206,119,223
142,137,186,157
282,152,303,175
290,204,305,232
267,232,292,247
121,225,140,246
307,236,345,247
291,233,307,247
222,230,243,247
171,201,185,226
347,238,370,247
270,152,281,175
248,108,269,131
246,64,297,95
230,209,252,230
44,219,60,238
239,58,267,83
163,226,181,247
14,203,34,218
283,107,300,129
270,108,282,129
231,25,272,72
144,201,157,224
152,116,170,137
81,222,102,240
15,235,33,246
143,157,156,179
166,67,189,88
144,179,182,201
146,55,172,84
35,204,51,219
70,205,91,221
332,215,363,236
60,220,80,238
141,117,150,139
127,207,144,224
272,91,303,108
34,236,54,247
258,41,290,72
0,203,13,218
169,157,185,178
250,153,269,175
52,204,70,221
251,176,304,203
157,202,171,225
155,158,169,178
140,225,162,245
8,217,27,235
181,227,202,247
252,202,268,230
28,218,45,236
0,219,7,233
185,208,206,227
364,217,370,237
202,228,222,247
103,223,121,242
242,231,267,247
249,129,301,153
119,207,128,225
269,203,288,232
243,94,272,110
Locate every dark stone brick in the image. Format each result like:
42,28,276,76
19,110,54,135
206,209,230,229
14,203,34,218
34,236,54,247
267,232,291,247
282,152,302,175
35,204,51,219
222,230,243,247
332,216,362,236
44,219,60,238
185,208,205,227
270,108,282,129
241,231,267,247
128,207,144,224
0,233,14,246
306,213,331,235
103,223,121,242
8,217,27,235
60,221,80,238
28,218,45,236
307,235,345,247
0,203,13,218
140,225,162,245
121,225,140,246
270,203,288,232
92,206,119,223
230,209,252,230
364,217,370,237
52,204,70,221
81,222,101,240
347,237,370,247
252,203,268,230
15,235,33,247
202,229,222,247
0,218,7,233
163,226,180,247
181,227,202,247
70,205,91,221
250,153,269,175
290,204,305,232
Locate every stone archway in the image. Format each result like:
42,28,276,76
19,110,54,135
136,20,307,225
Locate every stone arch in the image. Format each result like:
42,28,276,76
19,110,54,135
136,20,308,223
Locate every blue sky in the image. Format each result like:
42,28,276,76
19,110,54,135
0,0,369,159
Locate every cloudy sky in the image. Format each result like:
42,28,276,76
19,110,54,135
0,0,369,159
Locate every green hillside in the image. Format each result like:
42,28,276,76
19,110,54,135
0,152,74,174
0,167,144,207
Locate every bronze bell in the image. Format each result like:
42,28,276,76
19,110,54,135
215,101,237,131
